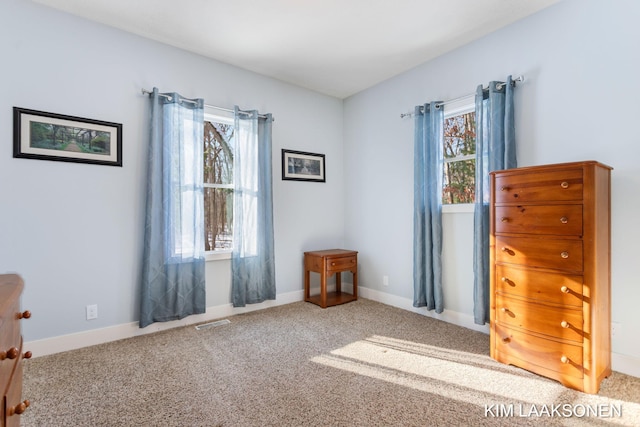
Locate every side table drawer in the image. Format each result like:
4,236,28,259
326,256,357,273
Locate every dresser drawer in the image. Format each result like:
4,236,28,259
0,296,21,364
495,205,582,236
495,236,583,272
4,340,27,427
1,339,21,387
0,356,14,398
495,324,583,379
495,265,583,308
494,168,583,204
495,294,583,342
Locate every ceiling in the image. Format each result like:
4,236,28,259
32,0,561,99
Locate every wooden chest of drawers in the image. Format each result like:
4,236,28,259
489,161,612,394
1,274,31,426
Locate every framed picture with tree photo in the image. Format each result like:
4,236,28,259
281,149,325,182
13,107,122,167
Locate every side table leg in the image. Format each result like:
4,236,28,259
352,269,358,299
304,269,310,301
320,270,327,308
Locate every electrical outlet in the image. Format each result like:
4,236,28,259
611,321,621,337
383,275,389,286
86,304,98,320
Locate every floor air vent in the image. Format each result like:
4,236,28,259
195,319,231,330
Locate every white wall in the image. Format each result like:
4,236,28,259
3,0,639,378
344,0,640,375
0,0,344,343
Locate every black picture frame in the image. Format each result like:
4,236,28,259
13,107,122,167
282,149,325,182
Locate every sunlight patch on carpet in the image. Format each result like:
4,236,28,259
310,335,640,424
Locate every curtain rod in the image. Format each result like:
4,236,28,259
399,75,524,119
140,89,271,120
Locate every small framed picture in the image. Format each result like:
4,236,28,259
13,107,122,167
282,149,325,182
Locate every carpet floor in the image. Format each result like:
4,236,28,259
22,299,640,426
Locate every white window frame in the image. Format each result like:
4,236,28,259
204,110,235,261
442,95,475,214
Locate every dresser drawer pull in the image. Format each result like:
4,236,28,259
23,350,33,359
561,181,570,189
501,217,509,223
501,277,514,286
561,320,570,329
8,400,30,416
18,310,31,319
502,337,511,343
501,186,509,192
560,355,570,364
560,216,568,224
0,347,19,360
560,286,570,293
500,307,509,313
560,251,569,259
500,247,515,256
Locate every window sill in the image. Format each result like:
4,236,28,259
205,251,232,262
442,203,474,214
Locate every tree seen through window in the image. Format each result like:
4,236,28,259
443,111,476,204
204,118,234,252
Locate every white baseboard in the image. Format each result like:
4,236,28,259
611,352,640,378
358,286,490,334
26,290,305,358
359,286,640,379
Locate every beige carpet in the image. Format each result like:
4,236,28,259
22,299,640,426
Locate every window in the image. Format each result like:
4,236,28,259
203,111,234,255
442,98,476,206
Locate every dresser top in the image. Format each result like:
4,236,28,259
490,160,613,176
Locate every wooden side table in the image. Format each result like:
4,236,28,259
304,249,358,308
